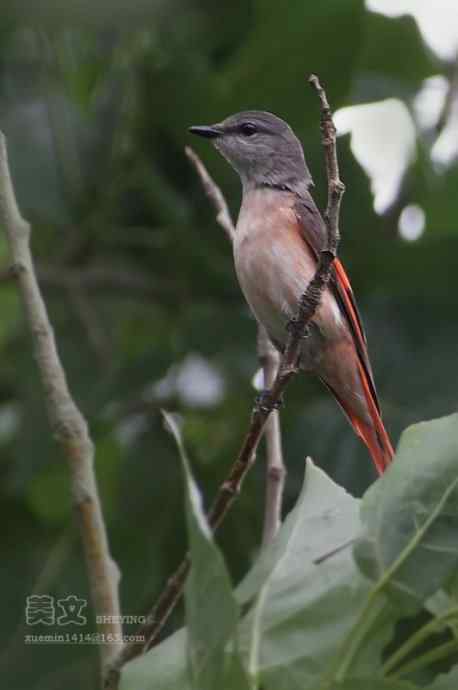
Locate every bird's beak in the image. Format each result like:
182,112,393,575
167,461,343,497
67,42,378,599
189,125,222,139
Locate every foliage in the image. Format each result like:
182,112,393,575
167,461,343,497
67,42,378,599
121,414,458,689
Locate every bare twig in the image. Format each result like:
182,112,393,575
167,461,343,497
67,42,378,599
106,74,344,686
203,71,343,562
0,132,123,675
185,146,235,241
257,326,286,545
309,73,344,254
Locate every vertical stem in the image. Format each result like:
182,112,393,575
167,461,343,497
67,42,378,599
257,326,286,545
0,132,122,676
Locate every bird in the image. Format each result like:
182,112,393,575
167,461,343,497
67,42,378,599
189,111,394,474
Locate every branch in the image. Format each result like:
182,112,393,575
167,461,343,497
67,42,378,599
0,132,123,675
185,146,235,241
257,326,286,545
202,70,343,581
106,73,344,686
309,73,344,254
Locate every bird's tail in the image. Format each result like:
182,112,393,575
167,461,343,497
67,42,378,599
350,360,394,475
321,359,394,475
350,414,394,475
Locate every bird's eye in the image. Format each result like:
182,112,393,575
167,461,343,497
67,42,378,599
240,122,257,137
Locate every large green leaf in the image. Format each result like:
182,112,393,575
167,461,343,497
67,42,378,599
236,458,361,605
120,412,250,690
236,461,390,690
240,549,377,690
165,412,250,690
119,629,189,690
120,461,369,690
355,413,458,611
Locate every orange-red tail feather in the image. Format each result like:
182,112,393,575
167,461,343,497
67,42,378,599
350,360,394,474
295,198,394,474
332,259,394,474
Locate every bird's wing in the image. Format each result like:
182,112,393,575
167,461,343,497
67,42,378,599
294,192,381,414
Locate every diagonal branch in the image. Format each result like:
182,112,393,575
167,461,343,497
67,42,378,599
185,146,235,241
105,73,344,687
0,132,123,676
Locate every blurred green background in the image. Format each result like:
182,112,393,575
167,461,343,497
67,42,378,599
0,1,457,687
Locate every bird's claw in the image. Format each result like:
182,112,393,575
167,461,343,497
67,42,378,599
255,390,284,413
286,317,310,339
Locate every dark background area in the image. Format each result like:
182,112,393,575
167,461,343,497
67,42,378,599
0,1,457,687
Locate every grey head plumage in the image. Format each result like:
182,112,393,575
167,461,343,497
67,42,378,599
189,110,313,196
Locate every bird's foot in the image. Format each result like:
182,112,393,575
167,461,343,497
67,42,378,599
286,316,310,339
255,389,284,414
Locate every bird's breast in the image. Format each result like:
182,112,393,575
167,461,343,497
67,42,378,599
233,188,345,364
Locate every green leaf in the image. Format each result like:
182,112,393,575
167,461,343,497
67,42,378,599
355,413,458,612
120,413,251,690
237,460,380,689
240,552,376,690
163,411,250,690
119,629,189,690
118,431,458,690
237,458,361,605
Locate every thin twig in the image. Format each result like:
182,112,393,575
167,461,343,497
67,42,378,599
185,146,235,241
257,326,286,545
106,73,344,687
0,132,123,676
310,74,344,251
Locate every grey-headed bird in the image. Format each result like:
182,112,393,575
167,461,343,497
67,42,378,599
190,111,393,473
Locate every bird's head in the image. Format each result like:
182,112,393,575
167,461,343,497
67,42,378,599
189,110,312,193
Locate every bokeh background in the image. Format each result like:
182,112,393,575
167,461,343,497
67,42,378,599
1,1,457,687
